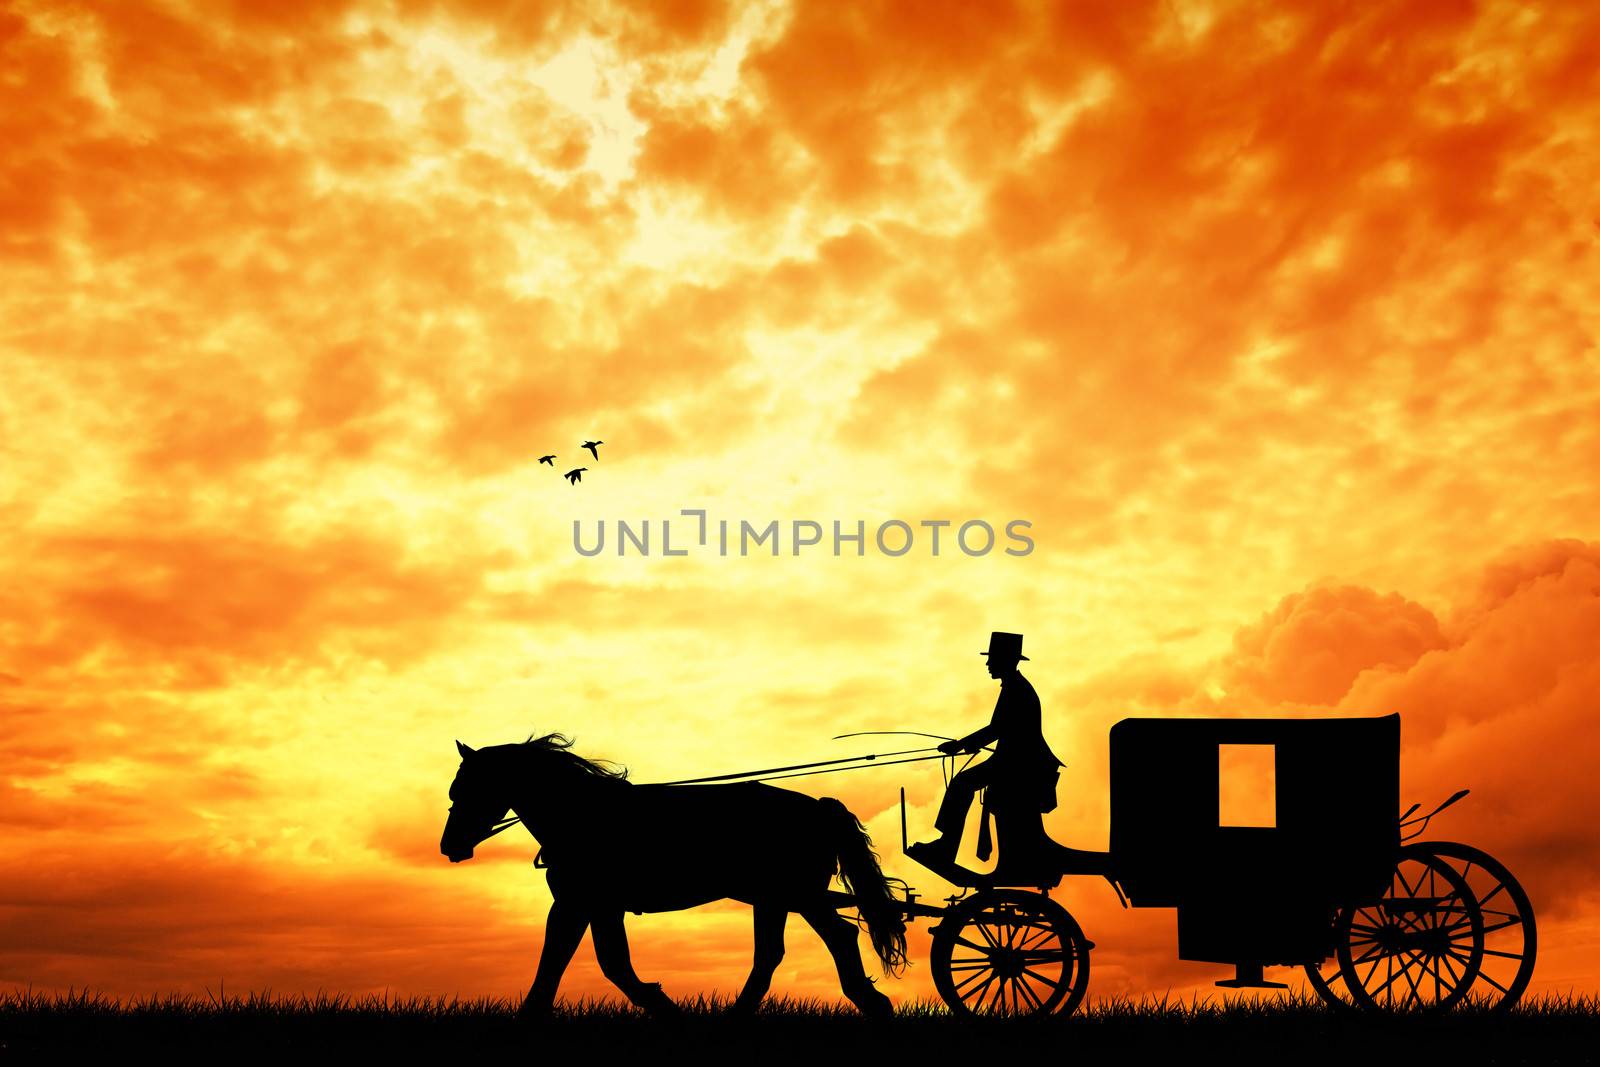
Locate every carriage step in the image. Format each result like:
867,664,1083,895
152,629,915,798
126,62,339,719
1215,963,1287,989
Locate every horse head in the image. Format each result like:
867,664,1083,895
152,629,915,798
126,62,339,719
440,740,513,863
440,734,629,862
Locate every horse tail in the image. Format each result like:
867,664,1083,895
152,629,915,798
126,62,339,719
820,797,908,977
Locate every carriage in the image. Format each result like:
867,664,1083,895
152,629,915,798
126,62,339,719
832,712,1537,1017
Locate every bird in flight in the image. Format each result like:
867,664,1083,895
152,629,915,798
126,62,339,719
538,454,557,465
564,468,588,485
582,440,603,460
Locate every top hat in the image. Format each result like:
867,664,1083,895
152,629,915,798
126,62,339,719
980,631,1029,661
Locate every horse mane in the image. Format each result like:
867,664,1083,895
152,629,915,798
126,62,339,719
521,732,630,781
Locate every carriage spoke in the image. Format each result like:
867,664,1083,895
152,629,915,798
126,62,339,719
1349,930,1385,950
1398,952,1424,1006
1004,979,1023,1016
987,976,1007,1015
1477,882,1507,911
1424,951,1453,1001
1392,904,1426,937
1019,952,1067,966
1475,969,1510,995
1369,956,1408,1001
1402,950,1432,1006
1481,947,1526,961
1015,925,1051,951
1350,941,1386,966
954,966,992,993
966,971,998,1007
1022,966,1061,989
1017,944,1063,964
1360,953,1384,988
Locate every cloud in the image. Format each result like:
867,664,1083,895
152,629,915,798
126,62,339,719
12,526,482,687
1222,584,1448,707
1337,541,1600,914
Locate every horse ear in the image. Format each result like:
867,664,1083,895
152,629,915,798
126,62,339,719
456,740,475,757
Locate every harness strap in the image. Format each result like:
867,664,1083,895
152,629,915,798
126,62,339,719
480,815,523,839
656,746,941,786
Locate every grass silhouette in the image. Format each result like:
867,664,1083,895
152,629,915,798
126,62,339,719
3,987,1597,1062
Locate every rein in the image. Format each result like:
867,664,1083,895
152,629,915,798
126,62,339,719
480,815,524,840
656,746,945,785
471,741,971,842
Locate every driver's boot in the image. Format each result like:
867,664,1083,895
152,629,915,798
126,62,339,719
906,836,958,866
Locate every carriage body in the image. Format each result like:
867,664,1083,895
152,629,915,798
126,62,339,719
1108,713,1399,968
917,709,1535,1016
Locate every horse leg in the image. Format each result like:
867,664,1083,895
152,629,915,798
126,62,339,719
521,898,589,1020
731,904,787,1014
800,906,893,1018
589,909,678,1016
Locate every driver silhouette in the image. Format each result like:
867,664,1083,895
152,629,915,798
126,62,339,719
908,632,1062,873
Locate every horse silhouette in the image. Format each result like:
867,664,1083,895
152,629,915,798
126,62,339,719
440,734,907,1017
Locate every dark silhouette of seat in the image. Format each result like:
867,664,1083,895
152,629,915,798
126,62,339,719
440,734,906,1018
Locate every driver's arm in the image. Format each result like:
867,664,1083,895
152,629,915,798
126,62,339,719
942,721,998,754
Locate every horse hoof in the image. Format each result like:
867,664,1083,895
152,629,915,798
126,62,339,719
640,983,680,1016
853,989,894,1019
516,1002,553,1025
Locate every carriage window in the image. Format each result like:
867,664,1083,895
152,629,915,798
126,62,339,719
1218,744,1276,827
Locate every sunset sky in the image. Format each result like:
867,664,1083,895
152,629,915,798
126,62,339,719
3,0,1598,1008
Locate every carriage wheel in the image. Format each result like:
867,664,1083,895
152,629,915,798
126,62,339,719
930,889,1090,1018
1405,842,1536,1011
1334,849,1484,1012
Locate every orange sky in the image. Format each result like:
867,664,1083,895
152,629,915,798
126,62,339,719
3,0,1598,1008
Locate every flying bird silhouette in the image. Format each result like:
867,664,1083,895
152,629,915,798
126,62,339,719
582,440,603,460
538,454,556,465
564,468,588,485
